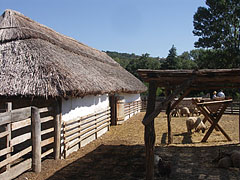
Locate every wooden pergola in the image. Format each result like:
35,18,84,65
137,68,240,180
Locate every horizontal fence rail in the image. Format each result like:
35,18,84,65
124,100,142,117
0,103,54,180
141,99,240,115
63,107,111,158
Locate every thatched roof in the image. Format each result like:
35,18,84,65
0,9,146,98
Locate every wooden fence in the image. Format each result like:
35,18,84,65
63,107,111,158
224,101,240,115
141,99,240,115
0,102,56,180
124,100,142,119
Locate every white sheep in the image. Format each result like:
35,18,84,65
171,108,180,117
180,107,190,117
186,117,206,133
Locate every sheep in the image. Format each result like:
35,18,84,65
218,156,233,168
230,150,240,168
180,107,190,117
195,120,207,133
157,157,171,177
213,150,240,169
186,117,206,133
171,108,180,117
189,107,199,116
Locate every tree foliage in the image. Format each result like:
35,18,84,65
193,0,240,51
193,0,240,67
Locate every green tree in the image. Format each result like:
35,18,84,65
161,45,180,69
126,53,161,79
193,0,240,67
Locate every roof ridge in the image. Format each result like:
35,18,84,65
0,9,118,66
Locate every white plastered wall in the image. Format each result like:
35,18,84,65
61,94,109,157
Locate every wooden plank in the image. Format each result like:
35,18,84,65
0,130,9,138
64,107,110,125
5,102,11,171
54,100,61,160
64,121,81,131
0,112,11,126
65,115,110,141
40,116,54,123
39,107,52,113
41,137,54,147
201,103,232,142
41,127,54,136
142,77,194,126
0,146,32,169
11,107,31,123
0,158,32,180
41,148,54,158
67,122,110,150
11,118,31,131
64,125,81,138
31,107,41,173
197,99,233,105
11,132,31,146
0,147,13,157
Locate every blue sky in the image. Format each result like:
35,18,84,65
0,0,206,58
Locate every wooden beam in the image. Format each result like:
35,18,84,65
142,77,194,126
201,103,231,142
144,82,157,180
171,88,192,110
54,99,61,160
5,102,12,171
31,107,41,173
166,89,172,144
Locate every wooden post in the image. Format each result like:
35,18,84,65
109,95,117,125
31,106,41,173
54,99,61,160
239,102,240,142
5,102,12,170
144,82,157,180
166,97,172,144
166,89,173,144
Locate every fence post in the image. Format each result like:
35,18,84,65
5,102,12,171
54,100,61,160
31,106,41,173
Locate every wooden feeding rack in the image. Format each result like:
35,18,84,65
137,68,240,180
192,98,233,142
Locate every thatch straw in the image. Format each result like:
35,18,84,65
0,9,147,98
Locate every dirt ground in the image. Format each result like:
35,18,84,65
17,112,240,180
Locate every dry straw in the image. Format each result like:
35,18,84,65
0,9,147,98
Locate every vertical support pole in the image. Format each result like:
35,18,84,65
110,95,117,126
5,102,12,171
144,82,157,180
239,102,240,142
54,99,61,160
166,90,172,144
31,106,41,173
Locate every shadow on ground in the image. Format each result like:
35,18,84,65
47,145,146,180
47,143,240,180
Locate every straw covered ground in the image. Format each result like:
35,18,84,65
17,112,240,180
